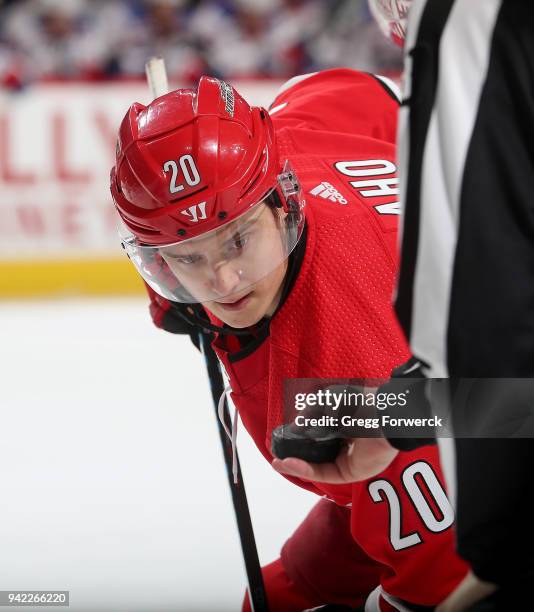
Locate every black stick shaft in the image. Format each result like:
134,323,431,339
200,333,269,612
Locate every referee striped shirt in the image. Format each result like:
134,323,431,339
393,0,534,595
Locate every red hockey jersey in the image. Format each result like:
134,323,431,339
149,70,468,607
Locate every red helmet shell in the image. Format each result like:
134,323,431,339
111,76,279,245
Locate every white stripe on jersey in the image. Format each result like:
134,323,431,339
394,0,428,304
274,72,319,97
365,585,415,612
268,102,288,116
437,437,457,511
409,0,502,378
374,74,402,102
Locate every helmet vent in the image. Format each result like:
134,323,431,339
169,185,208,203
240,148,267,199
127,219,161,237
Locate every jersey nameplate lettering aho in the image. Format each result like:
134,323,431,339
334,159,400,216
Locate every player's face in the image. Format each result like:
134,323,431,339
205,259,288,328
160,204,289,328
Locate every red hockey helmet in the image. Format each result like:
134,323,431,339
368,0,411,47
111,76,305,304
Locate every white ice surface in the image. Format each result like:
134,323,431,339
0,298,316,612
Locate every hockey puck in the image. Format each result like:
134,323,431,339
271,423,345,463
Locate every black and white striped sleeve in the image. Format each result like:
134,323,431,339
393,0,534,592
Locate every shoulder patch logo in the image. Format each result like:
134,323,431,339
309,182,348,205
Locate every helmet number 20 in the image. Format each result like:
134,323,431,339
163,155,201,194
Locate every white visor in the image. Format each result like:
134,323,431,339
120,193,305,304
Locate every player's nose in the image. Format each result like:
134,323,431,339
210,261,242,297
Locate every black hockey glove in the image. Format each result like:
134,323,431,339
146,283,202,350
380,356,435,451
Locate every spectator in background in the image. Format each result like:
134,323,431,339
202,0,327,79
267,0,326,77
108,0,206,83
203,0,274,78
0,31,24,89
185,0,235,50
309,0,403,77
0,0,403,86
2,0,105,81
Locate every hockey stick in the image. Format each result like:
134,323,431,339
144,57,268,612
198,333,268,612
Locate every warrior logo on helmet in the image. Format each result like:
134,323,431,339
180,202,208,223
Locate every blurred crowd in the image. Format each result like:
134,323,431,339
0,0,402,89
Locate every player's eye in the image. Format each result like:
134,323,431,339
226,232,249,254
174,253,203,265
162,251,204,265
234,235,248,250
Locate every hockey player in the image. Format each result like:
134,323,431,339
110,68,468,610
